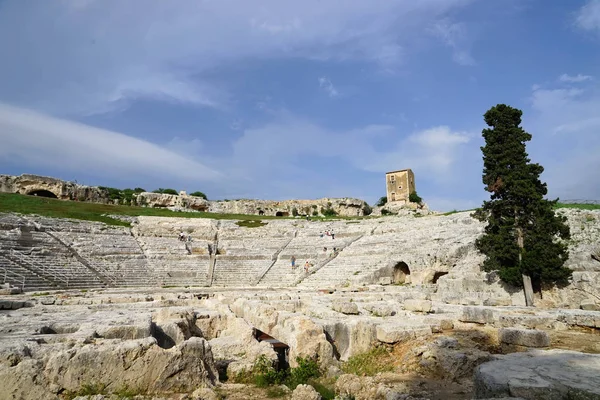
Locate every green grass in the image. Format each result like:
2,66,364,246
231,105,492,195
236,220,267,228
555,202,600,210
441,208,477,216
341,346,395,376
0,193,286,226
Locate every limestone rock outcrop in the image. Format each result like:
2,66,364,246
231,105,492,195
208,197,371,217
0,337,218,399
136,192,209,211
0,174,107,202
474,349,600,399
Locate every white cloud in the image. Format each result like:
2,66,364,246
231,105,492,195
429,19,475,66
0,103,222,184
575,0,600,32
0,0,474,115
559,73,593,83
526,82,600,201
318,77,339,97
364,126,472,176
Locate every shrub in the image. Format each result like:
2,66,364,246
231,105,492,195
321,207,337,217
376,196,388,207
189,191,208,200
98,186,144,205
341,346,394,376
286,357,321,389
312,210,319,216
291,207,299,217
153,188,178,195
381,209,391,215
409,191,422,203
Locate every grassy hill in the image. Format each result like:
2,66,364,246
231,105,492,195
0,193,273,226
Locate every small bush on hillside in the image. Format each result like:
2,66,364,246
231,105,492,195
291,207,299,217
409,191,422,203
98,186,146,205
189,191,208,200
321,207,337,217
381,209,392,215
342,346,394,376
312,210,319,216
376,196,387,207
238,355,322,390
153,188,178,195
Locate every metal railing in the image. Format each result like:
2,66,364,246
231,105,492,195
0,264,25,291
10,249,69,287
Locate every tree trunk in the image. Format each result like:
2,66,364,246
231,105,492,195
517,227,534,306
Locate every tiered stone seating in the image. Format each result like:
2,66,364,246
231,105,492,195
258,234,338,287
212,236,290,287
0,253,57,291
134,236,211,287
51,231,153,287
0,228,105,289
297,234,390,288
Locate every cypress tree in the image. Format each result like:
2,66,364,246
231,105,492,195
475,104,571,306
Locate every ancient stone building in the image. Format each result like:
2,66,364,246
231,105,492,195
385,168,415,202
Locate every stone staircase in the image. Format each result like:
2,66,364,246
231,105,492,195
134,235,211,287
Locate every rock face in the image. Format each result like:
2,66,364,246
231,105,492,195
0,337,218,399
498,328,550,348
208,197,371,217
292,384,322,400
474,350,600,399
0,174,107,202
0,174,369,216
135,192,209,211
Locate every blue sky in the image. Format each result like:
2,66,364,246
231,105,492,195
0,0,599,211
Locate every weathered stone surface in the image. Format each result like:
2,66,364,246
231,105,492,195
498,328,550,348
191,387,220,400
580,299,600,311
460,306,495,324
376,323,431,344
335,374,379,400
291,384,322,400
404,299,432,313
0,299,32,310
474,350,600,399
0,337,218,399
136,192,209,211
0,174,108,202
332,301,359,315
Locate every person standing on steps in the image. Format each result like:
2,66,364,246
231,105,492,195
291,255,296,269
304,260,310,273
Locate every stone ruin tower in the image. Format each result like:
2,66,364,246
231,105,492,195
385,168,415,202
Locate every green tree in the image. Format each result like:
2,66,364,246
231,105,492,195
476,104,571,306
189,191,208,200
376,196,387,207
153,188,178,195
409,191,422,204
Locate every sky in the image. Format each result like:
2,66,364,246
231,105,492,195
0,0,599,211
